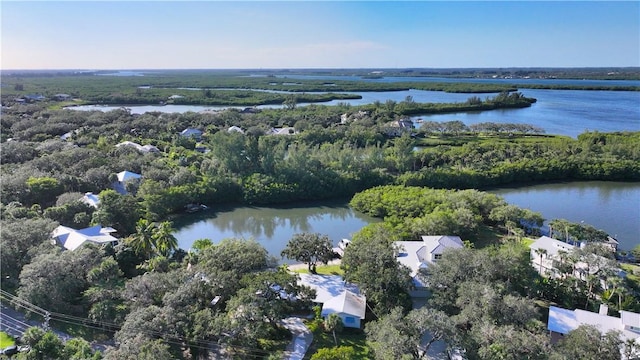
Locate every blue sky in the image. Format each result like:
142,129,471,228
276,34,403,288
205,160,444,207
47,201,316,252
2,1,639,69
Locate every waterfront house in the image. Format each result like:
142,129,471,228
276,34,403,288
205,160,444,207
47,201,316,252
529,236,624,285
547,305,640,358
24,94,46,102
51,225,119,251
395,235,464,297
54,94,72,101
383,118,414,137
298,273,366,328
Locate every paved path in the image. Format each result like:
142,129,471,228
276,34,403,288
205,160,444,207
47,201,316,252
281,317,313,360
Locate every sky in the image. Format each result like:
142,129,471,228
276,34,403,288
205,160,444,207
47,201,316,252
1,1,639,70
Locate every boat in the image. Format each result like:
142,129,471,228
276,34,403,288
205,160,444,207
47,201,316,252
333,238,351,258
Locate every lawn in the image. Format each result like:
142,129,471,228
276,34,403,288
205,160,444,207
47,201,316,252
0,332,15,348
292,264,344,276
303,321,370,360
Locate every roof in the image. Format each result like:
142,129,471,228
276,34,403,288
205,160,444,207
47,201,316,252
298,273,361,304
81,192,100,208
116,170,142,182
116,141,159,153
529,236,576,258
180,128,202,136
321,290,366,319
395,241,430,288
52,225,119,251
421,235,464,255
548,306,640,341
228,126,245,134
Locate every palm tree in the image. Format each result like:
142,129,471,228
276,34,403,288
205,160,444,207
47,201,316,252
152,221,178,257
127,218,155,259
534,247,548,274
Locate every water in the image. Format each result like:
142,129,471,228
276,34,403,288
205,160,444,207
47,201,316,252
173,182,640,257
490,182,640,251
68,88,639,138
410,89,640,138
274,74,640,87
173,201,380,262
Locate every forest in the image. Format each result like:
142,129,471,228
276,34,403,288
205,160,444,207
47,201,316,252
1,74,639,359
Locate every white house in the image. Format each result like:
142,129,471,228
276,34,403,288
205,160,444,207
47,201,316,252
114,170,142,195
51,225,119,251
228,126,245,134
395,235,464,297
270,127,297,136
384,119,414,137
529,236,622,282
180,128,203,140
80,192,100,208
298,273,366,328
548,305,640,358
116,141,159,153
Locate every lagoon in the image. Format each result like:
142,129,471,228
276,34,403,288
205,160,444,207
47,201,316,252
173,182,640,259
69,88,640,138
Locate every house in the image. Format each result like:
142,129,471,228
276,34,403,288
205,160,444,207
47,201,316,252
395,235,464,297
228,126,245,134
529,236,576,277
24,94,46,102
54,94,72,101
548,305,640,358
51,225,119,251
180,128,203,140
529,236,625,284
80,192,100,208
270,127,297,136
115,141,159,153
298,273,366,328
383,119,414,137
114,170,142,195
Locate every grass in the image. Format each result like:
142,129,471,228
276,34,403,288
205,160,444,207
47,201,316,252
621,263,640,290
0,332,15,348
303,321,370,360
292,264,345,276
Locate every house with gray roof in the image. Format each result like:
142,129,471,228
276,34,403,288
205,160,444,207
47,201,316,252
298,273,366,328
395,235,464,297
548,305,640,358
51,225,119,251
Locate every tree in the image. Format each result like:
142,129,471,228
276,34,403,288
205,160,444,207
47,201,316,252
281,233,334,274
91,190,141,236
324,313,344,346
18,245,103,315
310,346,356,360
534,247,548,274
551,325,622,360
152,221,178,257
341,224,413,315
365,307,420,360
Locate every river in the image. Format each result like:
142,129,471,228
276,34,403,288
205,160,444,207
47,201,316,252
173,182,640,258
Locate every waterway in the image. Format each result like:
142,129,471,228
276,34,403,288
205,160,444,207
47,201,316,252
68,88,639,138
173,182,640,258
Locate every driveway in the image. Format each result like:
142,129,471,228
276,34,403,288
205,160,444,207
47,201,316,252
281,317,313,360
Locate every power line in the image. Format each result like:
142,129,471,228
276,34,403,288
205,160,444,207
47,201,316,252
1,289,282,357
